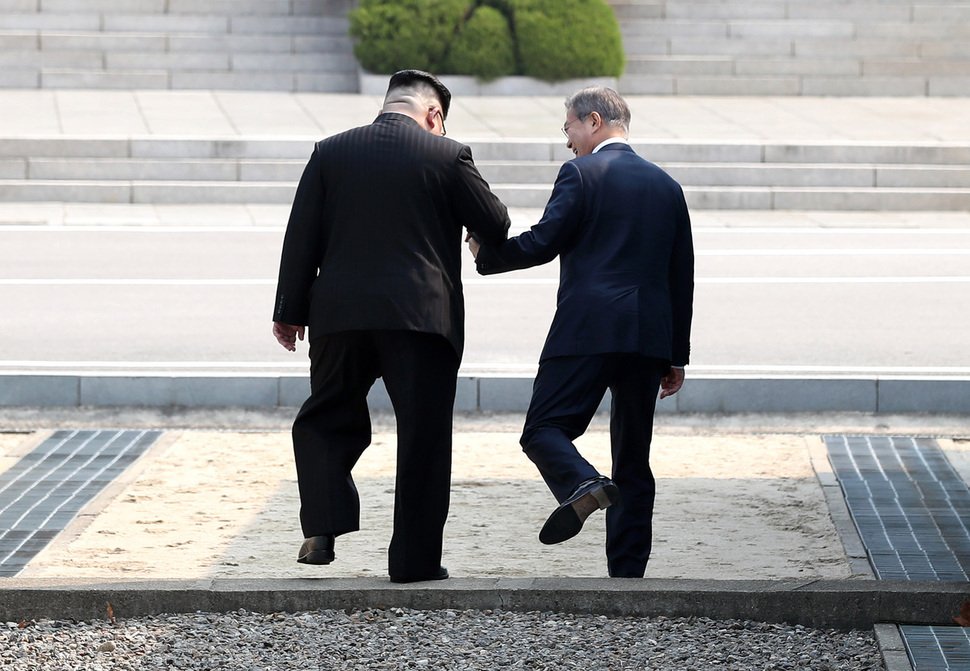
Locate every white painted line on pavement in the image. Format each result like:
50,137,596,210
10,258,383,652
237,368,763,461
4,277,970,286
695,249,970,256
2,362,969,376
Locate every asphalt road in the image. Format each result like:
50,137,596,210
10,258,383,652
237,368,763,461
2,209,969,376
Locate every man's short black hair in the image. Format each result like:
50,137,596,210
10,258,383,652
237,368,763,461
387,69,452,119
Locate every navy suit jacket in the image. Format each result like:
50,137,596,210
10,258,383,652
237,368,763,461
476,142,693,366
274,113,510,358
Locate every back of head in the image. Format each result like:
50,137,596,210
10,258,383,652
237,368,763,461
565,86,631,134
383,69,452,119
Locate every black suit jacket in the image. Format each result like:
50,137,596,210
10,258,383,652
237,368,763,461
476,142,693,366
274,113,510,358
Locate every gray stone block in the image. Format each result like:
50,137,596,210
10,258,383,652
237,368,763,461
366,378,391,410
167,0,290,14
728,20,854,39
230,16,346,36
279,376,310,407
0,158,26,179
789,3,911,21
929,77,970,97
40,32,168,52
794,38,919,59
0,70,39,88
105,52,230,72
454,377,478,412
174,377,278,407
232,52,356,73
476,162,560,185
856,21,970,40
170,71,297,91
0,32,39,50
878,378,970,414
41,70,170,90
622,20,727,38
666,3,785,20
669,37,793,57
632,142,764,164
131,181,296,204
674,76,801,95
104,14,229,33
0,138,129,159
665,164,875,188
464,141,556,162
616,75,677,95
167,34,292,53
677,377,877,413
734,57,861,77
683,187,773,210
0,180,131,203
625,56,733,76
801,75,927,96
876,166,970,189
491,185,554,209
479,377,534,412
295,72,360,93
80,376,175,406
0,13,101,30
28,158,238,182
41,0,166,12
0,375,78,406
239,160,305,182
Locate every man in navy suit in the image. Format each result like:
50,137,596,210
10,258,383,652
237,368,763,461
469,87,694,578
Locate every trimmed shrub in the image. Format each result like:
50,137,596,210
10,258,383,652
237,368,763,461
349,0,472,75
349,0,624,82
442,5,516,80
512,0,625,81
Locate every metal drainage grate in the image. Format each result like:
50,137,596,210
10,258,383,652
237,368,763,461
0,429,161,576
900,626,970,671
823,435,970,581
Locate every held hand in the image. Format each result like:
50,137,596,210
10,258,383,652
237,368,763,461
465,232,481,259
273,322,305,352
659,367,685,399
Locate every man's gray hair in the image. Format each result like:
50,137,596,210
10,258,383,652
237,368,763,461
565,86,631,133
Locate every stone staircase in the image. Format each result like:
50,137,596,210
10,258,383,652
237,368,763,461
3,136,970,210
1,1,969,212
611,0,970,96
0,0,357,92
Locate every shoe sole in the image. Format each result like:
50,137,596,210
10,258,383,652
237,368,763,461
297,549,334,565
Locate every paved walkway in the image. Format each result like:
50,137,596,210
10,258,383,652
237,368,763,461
3,89,970,142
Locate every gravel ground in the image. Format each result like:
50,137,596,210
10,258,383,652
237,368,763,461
3,608,885,670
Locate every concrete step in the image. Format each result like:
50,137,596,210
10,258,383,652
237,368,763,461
8,156,970,190
1,178,968,210
4,137,970,165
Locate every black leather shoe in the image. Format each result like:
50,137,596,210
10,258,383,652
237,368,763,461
297,535,335,565
539,476,619,545
389,566,449,584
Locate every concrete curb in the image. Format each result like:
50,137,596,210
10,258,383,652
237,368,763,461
2,578,968,632
3,374,970,414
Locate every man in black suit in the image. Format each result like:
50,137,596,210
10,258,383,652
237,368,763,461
469,87,694,578
273,70,510,583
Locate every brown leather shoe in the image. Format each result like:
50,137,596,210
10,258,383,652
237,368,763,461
297,535,335,565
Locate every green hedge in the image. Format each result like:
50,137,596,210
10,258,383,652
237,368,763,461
349,0,624,82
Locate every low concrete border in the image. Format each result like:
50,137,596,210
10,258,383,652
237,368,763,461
2,578,968,632
3,374,970,414
359,72,619,97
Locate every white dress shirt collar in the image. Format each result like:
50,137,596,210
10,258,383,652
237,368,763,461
592,136,629,154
